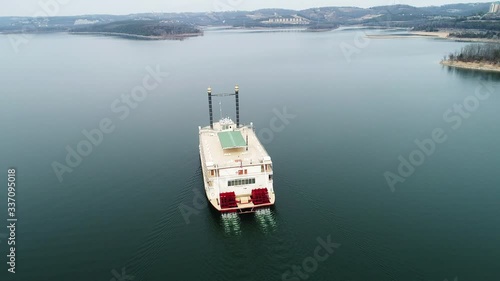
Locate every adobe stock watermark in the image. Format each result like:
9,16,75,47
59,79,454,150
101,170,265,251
339,1,399,63
281,235,340,281
8,0,71,54
179,188,208,224
258,107,297,145
213,0,244,11
51,65,169,183
109,267,134,281
207,0,245,22
385,82,495,192
339,31,372,64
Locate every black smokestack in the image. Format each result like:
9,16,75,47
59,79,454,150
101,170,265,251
235,85,239,127
208,87,213,129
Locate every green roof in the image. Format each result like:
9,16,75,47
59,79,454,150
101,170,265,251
218,131,247,149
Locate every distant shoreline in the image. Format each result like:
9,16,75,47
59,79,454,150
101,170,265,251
3,28,500,43
367,30,500,44
411,31,450,39
0,30,203,40
365,31,449,39
441,60,500,73
69,31,203,40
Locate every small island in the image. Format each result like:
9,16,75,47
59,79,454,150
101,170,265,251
441,43,500,73
306,23,340,32
70,20,203,40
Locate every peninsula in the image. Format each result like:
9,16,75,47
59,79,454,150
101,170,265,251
70,20,202,40
441,43,500,73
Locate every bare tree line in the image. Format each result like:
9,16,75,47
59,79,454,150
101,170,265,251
445,43,500,64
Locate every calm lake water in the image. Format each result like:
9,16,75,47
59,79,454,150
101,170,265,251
1,28,500,281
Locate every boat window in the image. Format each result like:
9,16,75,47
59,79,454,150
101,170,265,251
227,178,256,187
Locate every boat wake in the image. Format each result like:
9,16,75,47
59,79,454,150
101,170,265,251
221,212,242,236
254,208,277,234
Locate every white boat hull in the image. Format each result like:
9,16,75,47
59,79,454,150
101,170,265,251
199,121,275,213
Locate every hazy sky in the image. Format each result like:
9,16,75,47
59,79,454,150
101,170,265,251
1,0,494,17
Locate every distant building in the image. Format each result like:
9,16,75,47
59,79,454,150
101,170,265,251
74,19,99,25
489,2,500,14
262,15,310,25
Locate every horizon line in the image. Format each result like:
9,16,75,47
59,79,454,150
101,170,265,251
0,2,492,18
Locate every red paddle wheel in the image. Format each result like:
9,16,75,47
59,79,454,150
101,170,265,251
219,192,238,209
251,188,270,205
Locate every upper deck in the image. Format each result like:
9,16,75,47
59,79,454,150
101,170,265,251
199,120,272,170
